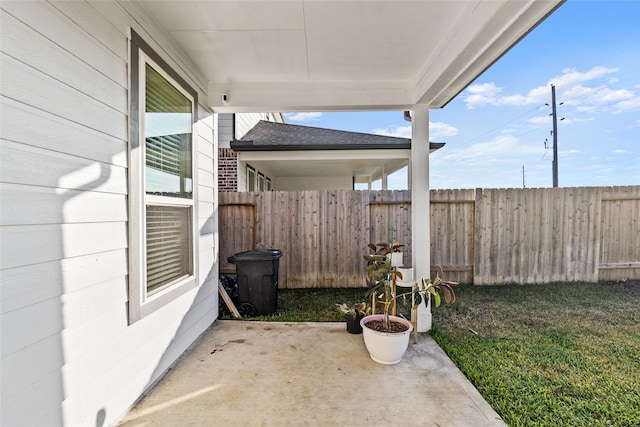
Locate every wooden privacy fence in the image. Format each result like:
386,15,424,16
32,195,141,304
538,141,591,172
219,186,640,288
219,191,411,288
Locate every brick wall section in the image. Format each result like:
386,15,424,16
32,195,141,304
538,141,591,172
218,148,238,191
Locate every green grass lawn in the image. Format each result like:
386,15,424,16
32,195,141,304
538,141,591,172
431,282,640,427
220,287,369,322
220,282,640,426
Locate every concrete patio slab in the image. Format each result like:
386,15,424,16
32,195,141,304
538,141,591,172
117,321,506,427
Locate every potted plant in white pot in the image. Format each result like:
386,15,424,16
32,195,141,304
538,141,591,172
361,243,457,365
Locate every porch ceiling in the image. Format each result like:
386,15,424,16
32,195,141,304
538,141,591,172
241,151,409,179
131,0,564,112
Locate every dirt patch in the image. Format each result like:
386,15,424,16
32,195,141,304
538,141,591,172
599,279,640,291
363,319,410,333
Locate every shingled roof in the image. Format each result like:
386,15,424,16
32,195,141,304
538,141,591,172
231,121,444,152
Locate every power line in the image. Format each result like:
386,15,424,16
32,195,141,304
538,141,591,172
450,106,542,151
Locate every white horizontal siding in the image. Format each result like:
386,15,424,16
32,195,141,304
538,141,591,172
218,113,234,148
1,53,127,140
199,201,215,221
1,249,128,315
198,167,215,189
59,303,128,369
1,1,128,85
1,334,63,405
2,277,127,400
199,185,215,204
1,11,127,113
199,217,216,238
1,97,127,167
1,222,128,270
1,366,65,427
0,183,127,225
235,112,266,139
46,0,128,61
198,115,215,148
198,152,215,175
60,285,216,427
61,277,128,329
0,140,127,193
1,297,64,358
0,1,217,427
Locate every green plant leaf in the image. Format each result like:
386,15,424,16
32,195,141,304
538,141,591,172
433,293,441,308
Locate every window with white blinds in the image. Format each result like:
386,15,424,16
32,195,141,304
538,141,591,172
128,29,199,323
145,205,192,294
143,62,194,296
145,64,193,199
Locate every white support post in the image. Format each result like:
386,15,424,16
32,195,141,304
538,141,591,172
381,164,387,190
411,105,431,331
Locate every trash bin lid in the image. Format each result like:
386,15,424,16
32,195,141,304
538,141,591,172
228,249,283,263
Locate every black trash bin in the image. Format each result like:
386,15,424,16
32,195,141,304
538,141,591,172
227,249,283,316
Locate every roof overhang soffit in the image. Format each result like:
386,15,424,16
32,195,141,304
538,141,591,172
131,0,563,113
204,1,564,112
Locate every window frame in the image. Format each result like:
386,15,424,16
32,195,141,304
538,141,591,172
247,165,256,192
128,30,199,324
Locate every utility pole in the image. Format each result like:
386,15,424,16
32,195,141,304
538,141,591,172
522,165,526,188
551,84,559,187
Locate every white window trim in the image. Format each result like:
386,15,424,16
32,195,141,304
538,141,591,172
247,165,256,192
128,30,199,324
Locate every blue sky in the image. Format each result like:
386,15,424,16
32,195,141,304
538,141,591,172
284,1,640,190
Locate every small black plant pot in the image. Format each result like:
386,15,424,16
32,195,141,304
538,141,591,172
346,313,365,334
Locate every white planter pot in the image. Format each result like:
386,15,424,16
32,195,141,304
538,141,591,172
360,314,413,365
416,296,432,332
389,252,403,267
395,267,413,284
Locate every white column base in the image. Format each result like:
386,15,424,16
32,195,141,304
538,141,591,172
415,297,431,332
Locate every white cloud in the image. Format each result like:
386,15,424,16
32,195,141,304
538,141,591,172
528,116,551,127
434,133,541,167
575,105,598,114
500,94,529,106
430,133,557,188
285,112,323,122
562,85,638,113
372,121,459,139
372,125,412,138
463,66,636,113
613,95,640,113
613,149,628,154
430,122,460,138
552,66,618,89
463,82,503,108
